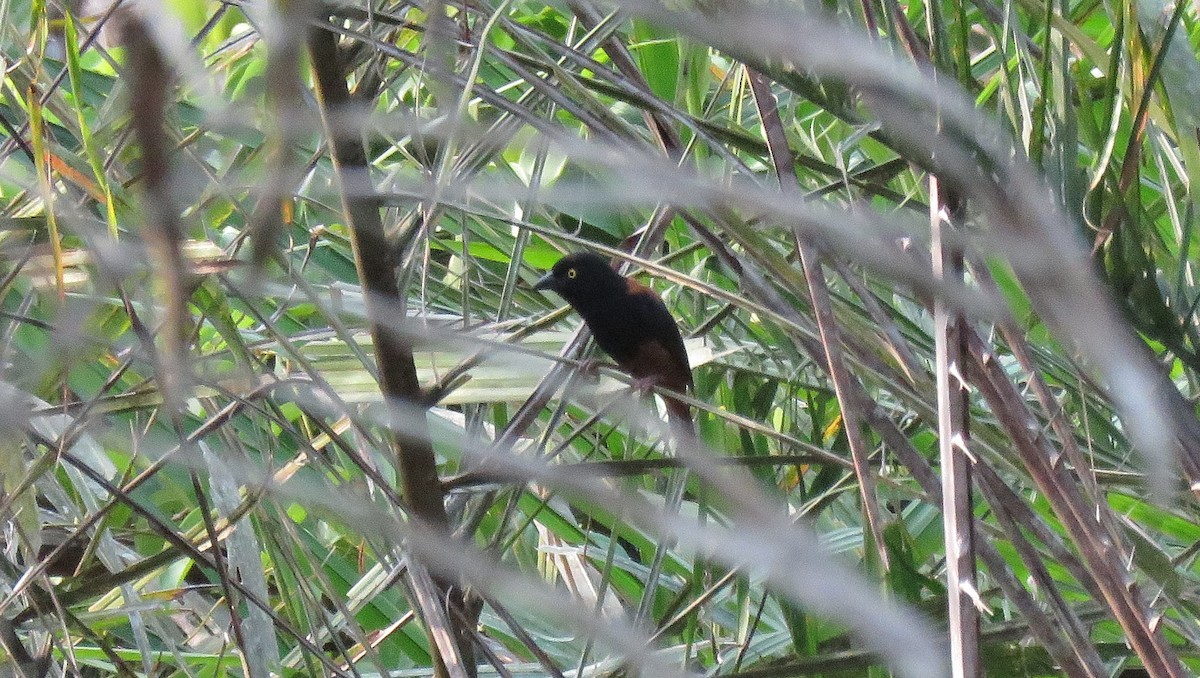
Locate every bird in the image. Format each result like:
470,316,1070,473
534,251,693,438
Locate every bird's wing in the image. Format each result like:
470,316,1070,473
623,279,693,392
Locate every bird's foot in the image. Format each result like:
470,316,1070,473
575,358,606,381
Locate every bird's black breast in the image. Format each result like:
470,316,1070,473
577,290,651,364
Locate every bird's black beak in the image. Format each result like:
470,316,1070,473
533,272,557,292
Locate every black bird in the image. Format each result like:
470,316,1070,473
534,252,693,437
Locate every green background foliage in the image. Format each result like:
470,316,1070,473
0,0,1199,675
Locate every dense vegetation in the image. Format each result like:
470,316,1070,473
2,0,1200,675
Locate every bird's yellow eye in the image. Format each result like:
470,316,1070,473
567,268,577,279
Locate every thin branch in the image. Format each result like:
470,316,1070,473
746,67,890,570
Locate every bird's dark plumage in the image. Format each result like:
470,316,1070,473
535,252,693,437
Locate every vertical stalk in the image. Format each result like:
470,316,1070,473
307,23,473,678
931,176,979,677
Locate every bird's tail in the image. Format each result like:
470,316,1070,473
665,396,695,442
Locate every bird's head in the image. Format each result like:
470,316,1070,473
534,252,625,307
